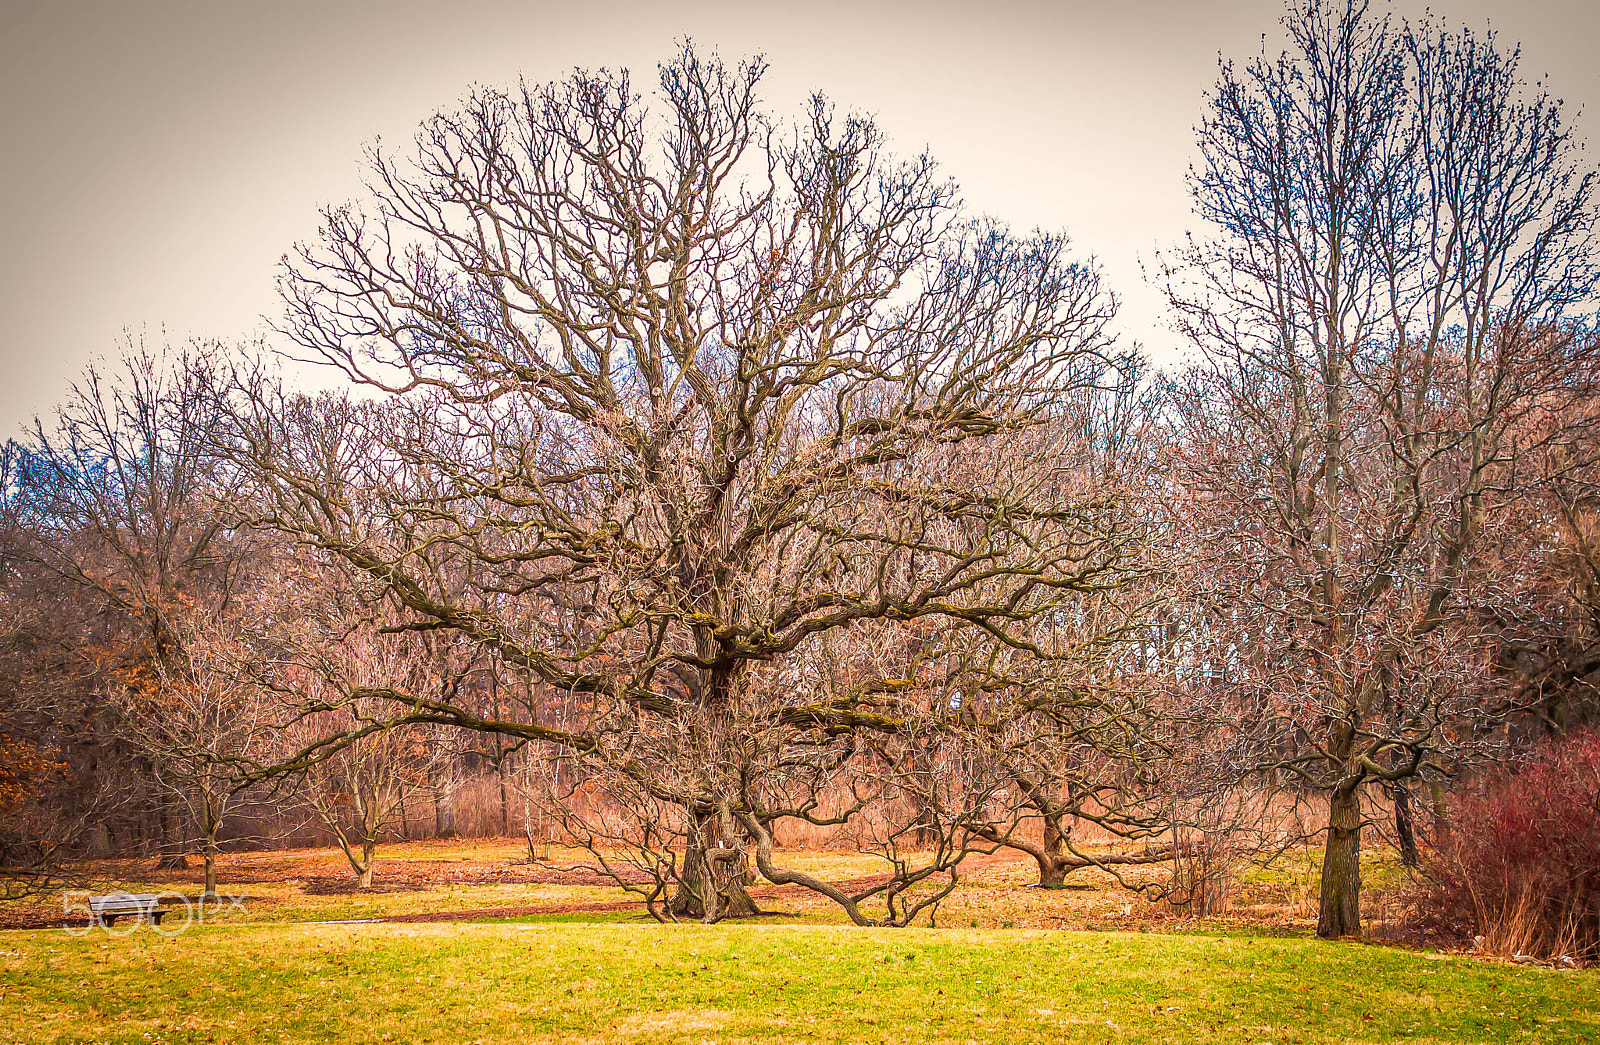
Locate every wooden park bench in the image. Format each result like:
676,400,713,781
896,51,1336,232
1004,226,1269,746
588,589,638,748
89,894,172,927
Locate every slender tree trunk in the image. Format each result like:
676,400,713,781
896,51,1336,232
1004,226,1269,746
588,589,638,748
433,779,455,839
155,793,187,869
905,741,938,847
362,790,382,888
498,757,510,838
199,794,221,900
1428,780,1449,844
493,684,510,838
201,811,219,901
1391,783,1418,867
1317,782,1363,939
358,837,376,890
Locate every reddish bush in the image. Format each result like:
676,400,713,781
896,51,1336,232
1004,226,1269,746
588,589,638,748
1413,730,1600,962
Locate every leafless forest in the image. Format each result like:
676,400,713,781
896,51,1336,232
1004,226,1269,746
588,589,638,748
2,0,1597,956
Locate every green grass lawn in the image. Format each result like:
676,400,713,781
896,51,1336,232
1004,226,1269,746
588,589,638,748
4,842,1593,1043
4,920,1594,1044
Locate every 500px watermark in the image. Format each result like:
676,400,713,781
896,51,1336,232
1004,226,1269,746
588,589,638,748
61,890,247,937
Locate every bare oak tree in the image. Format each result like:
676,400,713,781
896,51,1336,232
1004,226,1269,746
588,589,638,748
227,46,1146,922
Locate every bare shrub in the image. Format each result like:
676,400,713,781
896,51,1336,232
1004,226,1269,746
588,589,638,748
1166,826,1237,918
1412,730,1600,962
1160,785,1281,918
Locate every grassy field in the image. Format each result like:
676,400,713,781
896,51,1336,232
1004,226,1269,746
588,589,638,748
2,841,1595,1043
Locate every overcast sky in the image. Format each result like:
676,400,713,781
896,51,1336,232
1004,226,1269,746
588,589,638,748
1,0,1595,434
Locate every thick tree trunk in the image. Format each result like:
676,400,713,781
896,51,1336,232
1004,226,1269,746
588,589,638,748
1037,818,1071,888
1392,783,1418,868
668,812,758,922
665,659,761,922
1019,818,1173,889
90,818,111,856
1317,783,1363,939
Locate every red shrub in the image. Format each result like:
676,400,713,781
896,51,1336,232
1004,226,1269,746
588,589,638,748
1413,730,1600,962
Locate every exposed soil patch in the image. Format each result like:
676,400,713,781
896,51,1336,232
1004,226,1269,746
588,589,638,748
382,901,645,922
85,855,648,891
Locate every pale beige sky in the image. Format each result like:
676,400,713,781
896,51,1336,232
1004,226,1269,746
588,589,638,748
1,0,1595,434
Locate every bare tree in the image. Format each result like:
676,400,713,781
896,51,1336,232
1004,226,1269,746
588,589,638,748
263,570,469,890
225,45,1147,922
1492,403,1600,739
127,609,278,899
285,705,426,890
0,442,75,896
959,372,1183,889
1163,0,1599,938
9,340,254,870
0,483,87,897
